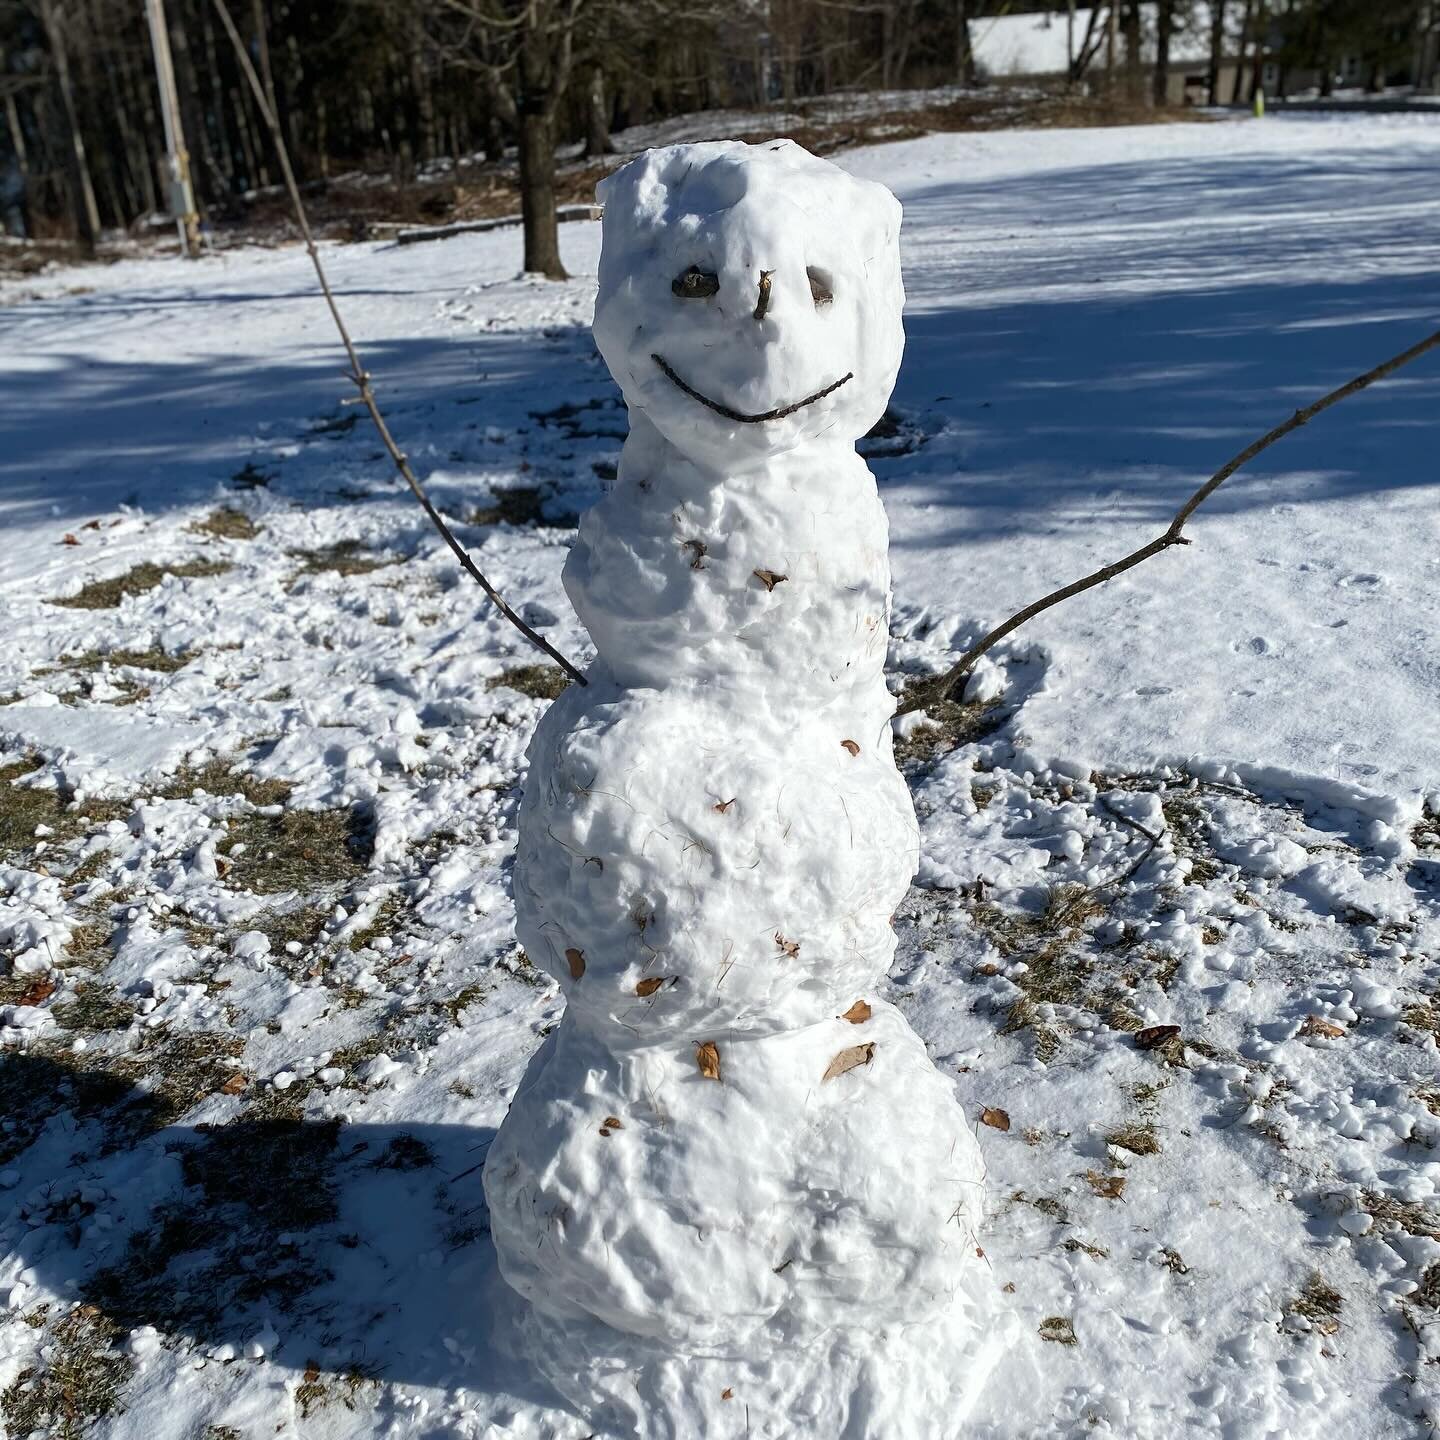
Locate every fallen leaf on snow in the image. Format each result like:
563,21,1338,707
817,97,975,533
220,1073,248,1096
566,947,586,980
980,1107,1011,1132
840,739,860,756
839,999,872,1024
1085,1170,1126,1200
696,1041,722,1080
713,797,736,814
753,568,788,591
18,977,56,1006
635,976,666,997
1299,1014,1346,1039
1134,1024,1181,1050
823,1042,876,1081
775,933,800,960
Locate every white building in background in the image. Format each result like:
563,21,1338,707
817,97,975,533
969,4,1249,104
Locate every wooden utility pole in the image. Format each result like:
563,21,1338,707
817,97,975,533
145,0,201,255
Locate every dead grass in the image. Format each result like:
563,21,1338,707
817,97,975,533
1286,1272,1343,1335
469,486,548,527
49,560,231,610
1,1304,132,1440
486,664,572,701
1160,794,1222,884
892,696,1005,769
51,981,135,1034
191,508,261,541
44,646,197,675
0,758,131,864
288,540,396,577
88,1117,340,1337
1106,1121,1161,1156
1360,1190,1440,1241
158,758,293,808
1038,1315,1077,1346
219,804,372,895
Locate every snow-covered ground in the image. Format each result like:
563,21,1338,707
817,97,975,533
1,111,1439,1438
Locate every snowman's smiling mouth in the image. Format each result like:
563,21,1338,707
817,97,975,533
651,353,853,424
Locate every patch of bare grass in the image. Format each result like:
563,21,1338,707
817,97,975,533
0,758,130,864
487,664,572,701
288,540,396,577
49,560,231,610
1286,1272,1342,1335
892,695,1004,769
219,804,372,895
1,1304,132,1440
191,508,261,541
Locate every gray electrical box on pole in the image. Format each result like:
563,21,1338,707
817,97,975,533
145,0,201,256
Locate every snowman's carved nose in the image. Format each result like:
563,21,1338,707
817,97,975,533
753,270,774,322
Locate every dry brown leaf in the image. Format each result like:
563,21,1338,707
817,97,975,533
682,538,708,570
822,1042,876,1082
604,1115,622,1129
753,568,788,592
598,1126,613,1137
565,947,586,981
303,1363,320,1384
713,797,736,814
220,1073,248,1096
840,739,860,756
980,1107,1011,1132
1085,1170,1127,1200
976,962,999,977
1134,1023,1180,1050
696,1040,722,1080
61,533,80,546
839,999,872,1025
18,977,56,1007
721,1388,734,1400
635,976,666,998
82,518,101,530
775,933,800,960
1299,1014,1346,1039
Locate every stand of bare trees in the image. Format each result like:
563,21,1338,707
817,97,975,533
3,2,1438,251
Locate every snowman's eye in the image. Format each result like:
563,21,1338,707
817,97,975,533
673,267,720,300
807,267,834,307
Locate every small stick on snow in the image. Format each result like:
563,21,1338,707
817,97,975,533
211,0,586,687
897,323,1440,716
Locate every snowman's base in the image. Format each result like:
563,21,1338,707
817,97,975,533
498,1283,1013,1440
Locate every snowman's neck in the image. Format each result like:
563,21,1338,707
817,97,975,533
564,410,894,706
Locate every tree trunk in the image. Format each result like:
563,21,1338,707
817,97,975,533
956,0,978,86
42,0,101,249
1251,1,1268,102
1207,0,1227,104
1123,1,1143,102
584,65,613,156
518,104,565,279
1232,0,1254,101
4,92,28,175
1153,0,1174,106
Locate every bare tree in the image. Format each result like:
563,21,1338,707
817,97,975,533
1207,0,1228,103
1152,0,1175,105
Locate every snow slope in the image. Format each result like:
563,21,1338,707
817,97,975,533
1,112,1439,1439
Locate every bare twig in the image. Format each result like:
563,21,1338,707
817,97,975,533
211,0,587,687
898,323,1440,716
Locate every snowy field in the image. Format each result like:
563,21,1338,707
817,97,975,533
2,111,1439,1438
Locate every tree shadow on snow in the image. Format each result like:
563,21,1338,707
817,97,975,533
3,1052,572,1414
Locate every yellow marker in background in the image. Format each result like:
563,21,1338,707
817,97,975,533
1254,88,1266,118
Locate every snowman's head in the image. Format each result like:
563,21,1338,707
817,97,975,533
593,140,904,467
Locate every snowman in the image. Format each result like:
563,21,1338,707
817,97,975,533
484,140,997,1438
